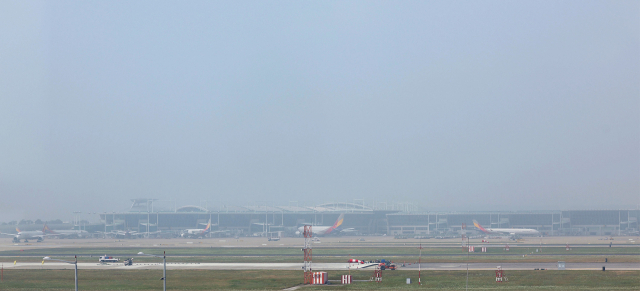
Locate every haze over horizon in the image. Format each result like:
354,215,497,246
1,1,638,222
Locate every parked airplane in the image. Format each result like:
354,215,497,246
181,219,211,238
94,229,142,239
111,229,145,239
473,220,540,236
43,224,89,238
1,225,51,243
295,214,356,236
98,229,166,239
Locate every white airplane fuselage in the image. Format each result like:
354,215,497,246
296,226,333,236
53,230,89,238
296,214,349,236
14,231,46,241
185,229,206,235
182,220,212,237
483,228,540,236
473,220,539,237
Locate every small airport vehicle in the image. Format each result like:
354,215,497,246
348,259,365,264
124,258,133,266
99,255,120,263
268,237,280,241
379,263,396,270
378,260,396,270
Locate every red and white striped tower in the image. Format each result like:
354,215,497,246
303,225,312,284
495,266,506,282
373,266,382,283
461,223,467,247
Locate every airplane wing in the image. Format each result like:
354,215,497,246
210,230,230,233
0,233,18,236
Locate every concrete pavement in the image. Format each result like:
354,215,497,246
4,261,638,270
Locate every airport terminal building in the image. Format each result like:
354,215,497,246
97,199,639,237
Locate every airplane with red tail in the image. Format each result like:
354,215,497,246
473,220,540,237
296,214,356,236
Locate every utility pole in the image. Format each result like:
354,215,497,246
43,255,78,291
466,235,469,291
138,251,166,291
418,241,423,285
74,256,78,291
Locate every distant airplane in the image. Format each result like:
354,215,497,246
1,225,52,243
473,220,540,236
181,219,211,238
43,224,89,238
100,229,167,239
296,214,356,236
99,229,145,239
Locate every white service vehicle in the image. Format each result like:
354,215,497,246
99,255,120,263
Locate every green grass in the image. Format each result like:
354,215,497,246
0,269,300,290
0,270,638,290
321,270,640,290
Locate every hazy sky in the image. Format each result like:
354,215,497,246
1,1,638,221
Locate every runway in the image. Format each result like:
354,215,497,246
3,262,639,271
6,252,639,257
1,262,378,270
0,236,638,252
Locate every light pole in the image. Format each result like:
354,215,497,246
43,255,78,291
138,251,166,291
418,240,423,285
465,235,469,291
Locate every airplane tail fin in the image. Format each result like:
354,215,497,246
16,227,21,233
322,214,345,235
473,220,489,234
43,223,55,234
203,219,211,232
332,214,344,229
